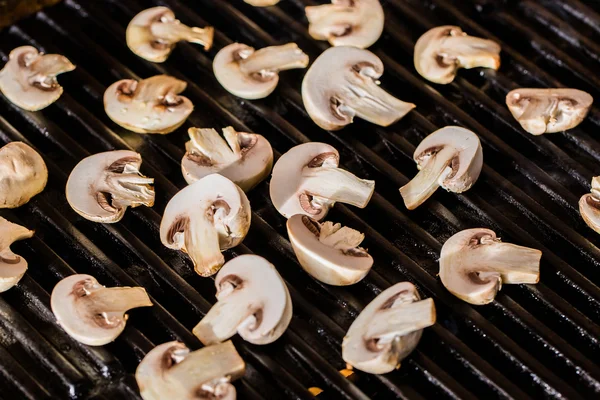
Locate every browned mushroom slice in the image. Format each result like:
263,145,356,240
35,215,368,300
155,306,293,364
0,217,34,293
0,142,48,208
579,176,600,234
244,0,280,6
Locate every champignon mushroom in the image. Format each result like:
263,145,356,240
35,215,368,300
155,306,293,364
400,126,482,210
342,282,436,374
126,6,214,63
182,126,273,192
305,0,384,49
0,142,48,208
287,214,372,285
66,150,155,223
439,228,541,305
414,26,501,84
51,274,153,346
104,75,193,134
136,340,245,400
270,142,375,221
160,174,251,277
0,217,33,293
0,46,75,111
579,176,600,234
506,88,593,135
302,46,415,130
244,0,279,6
213,43,309,99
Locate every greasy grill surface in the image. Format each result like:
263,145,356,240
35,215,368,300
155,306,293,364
0,0,599,398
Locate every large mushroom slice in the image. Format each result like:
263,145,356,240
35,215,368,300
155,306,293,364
66,150,155,223
414,26,501,84
0,217,34,293
0,142,48,208
182,126,273,192
270,142,375,221
506,88,593,135
400,126,482,210
213,42,309,100
440,228,541,305
51,274,153,346
579,176,600,234
126,6,214,63
305,0,384,49
193,255,292,345
287,214,373,285
342,282,436,374
244,0,280,6
160,174,251,277
302,46,415,130
0,46,75,111
136,340,245,400
104,75,193,134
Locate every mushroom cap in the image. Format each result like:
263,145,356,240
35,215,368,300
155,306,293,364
126,7,176,63
579,177,600,234
244,0,280,5
0,217,34,293
0,142,48,208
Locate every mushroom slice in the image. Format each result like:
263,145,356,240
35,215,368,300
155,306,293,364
66,150,155,223
104,75,193,134
51,274,153,346
0,142,48,208
0,217,34,293
287,214,373,285
342,282,436,374
126,6,214,63
270,142,375,221
440,228,541,305
579,176,600,234
213,42,309,100
305,0,384,49
414,26,501,84
182,126,273,192
400,126,482,210
0,46,75,111
244,0,279,6
136,340,245,400
506,88,593,135
302,46,415,130
193,255,292,345
160,174,251,277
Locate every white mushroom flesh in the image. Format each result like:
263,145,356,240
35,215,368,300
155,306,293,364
0,142,48,208
579,176,600,234
0,217,34,293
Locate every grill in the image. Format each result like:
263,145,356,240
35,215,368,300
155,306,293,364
0,0,599,398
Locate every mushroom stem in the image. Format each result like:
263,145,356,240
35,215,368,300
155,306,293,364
87,286,152,312
239,43,309,76
319,222,364,251
442,35,500,70
186,128,239,165
185,213,224,276
302,166,375,208
591,177,600,199
150,20,214,49
28,54,75,88
133,75,187,103
306,4,357,37
365,298,436,344
517,98,555,135
105,171,155,209
476,242,541,284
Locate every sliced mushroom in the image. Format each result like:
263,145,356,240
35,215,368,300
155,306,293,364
270,142,375,221
193,255,292,345
440,228,541,305
0,142,48,208
302,46,415,130
126,6,214,63
342,282,436,374
400,126,482,210
506,88,593,135
160,174,251,277
213,42,309,99
0,217,34,293
66,150,155,223
104,75,193,134
287,214,373,285
579,177,600,234
414,26,501,84
305,0,384,49
51,274,152,346
136,340,245,400
182,126,273,192
244,0,279,6
0,46,75,111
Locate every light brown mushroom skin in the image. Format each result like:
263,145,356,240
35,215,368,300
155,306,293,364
0,142,48,209
0,217,34,293
579,177,600,234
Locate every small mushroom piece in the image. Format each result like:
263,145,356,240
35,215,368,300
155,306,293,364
302,46,415,130
400,126,482,210
104,75,193,134
244,0,279,6
0,142,48,208
287,215,373,285
66,150,155,223
213,42,309,99
136,340,245,400
182,126,273,191
579,176,600,234
414,26,501,84
0,217,34,293
51,274,153,346
0,46,75,111
506,88,593,135
440,228,541,305
160,174,251,277
126,7,214,63
270,142,375,221
342,282,436,374
305,0,384,49
193,255,292,345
